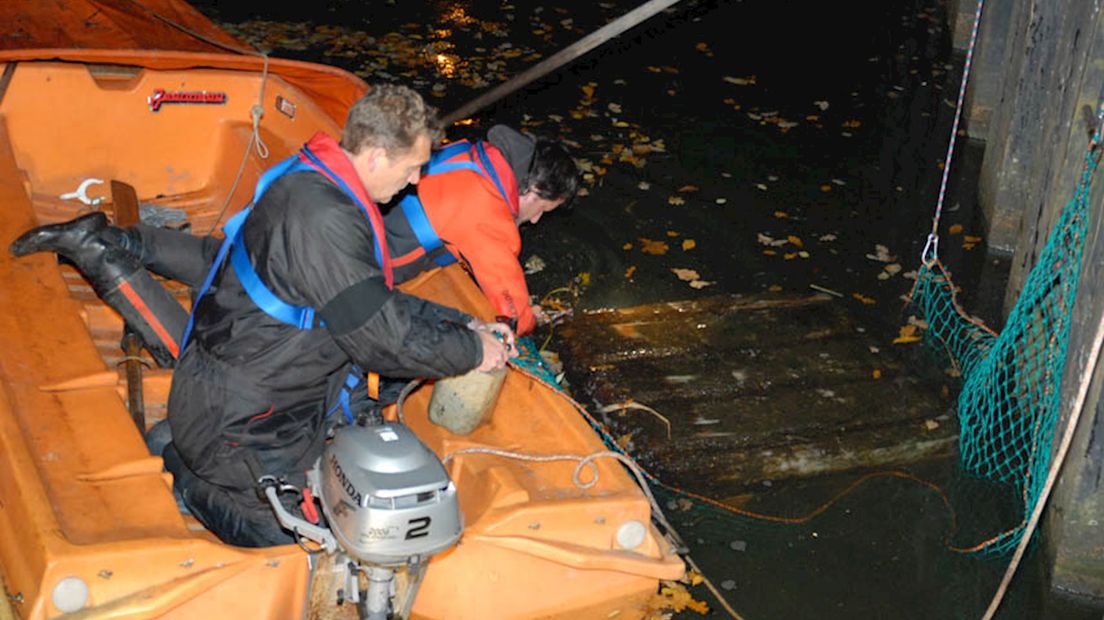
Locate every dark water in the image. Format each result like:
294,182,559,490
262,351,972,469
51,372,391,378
189,0,1098,617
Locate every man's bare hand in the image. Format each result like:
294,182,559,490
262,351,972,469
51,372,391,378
475,329,510,372
469,319,516,371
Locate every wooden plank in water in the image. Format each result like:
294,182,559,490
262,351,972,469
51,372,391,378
557,293,957,498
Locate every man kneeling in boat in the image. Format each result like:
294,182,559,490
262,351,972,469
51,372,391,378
9,84,514,547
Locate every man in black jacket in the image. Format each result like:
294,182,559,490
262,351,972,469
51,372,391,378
10,84,512,547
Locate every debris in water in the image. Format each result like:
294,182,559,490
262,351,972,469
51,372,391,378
866,244,895,262
649,582,710,616
809,284,843,298
523,254,546,274
722,75,756,86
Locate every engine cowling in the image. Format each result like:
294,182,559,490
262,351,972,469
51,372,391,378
317,424,463,566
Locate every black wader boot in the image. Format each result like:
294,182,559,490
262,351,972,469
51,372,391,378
9,212,188,367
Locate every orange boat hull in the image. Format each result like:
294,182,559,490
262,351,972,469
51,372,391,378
0,36,683,620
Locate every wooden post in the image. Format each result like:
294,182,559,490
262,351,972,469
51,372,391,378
110,180,147,438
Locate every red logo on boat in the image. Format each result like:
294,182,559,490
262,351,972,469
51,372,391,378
147,89,228,112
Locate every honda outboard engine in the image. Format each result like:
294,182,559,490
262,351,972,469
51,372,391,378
262,423,462,619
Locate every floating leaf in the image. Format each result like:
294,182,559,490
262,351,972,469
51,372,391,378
668,196,686,205
678,184,700,192
622,242,633,250
887,319,922,344
639,238,669,255
638,181,651,190
682,239,696,251
949,223,964,235
624,265,637,279
671,268,700,282
666,230,680,237
787,235,804,248
852,293,877,305
689,279,715,289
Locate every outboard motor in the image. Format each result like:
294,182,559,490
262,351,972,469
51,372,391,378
262,423,462,619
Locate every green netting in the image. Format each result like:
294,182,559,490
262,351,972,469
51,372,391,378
509,335,561,387
908,144,1099,556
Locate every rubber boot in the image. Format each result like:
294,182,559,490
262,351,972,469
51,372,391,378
10,213,188,367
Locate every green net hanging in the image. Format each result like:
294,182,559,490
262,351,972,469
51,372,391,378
908,141,1099,556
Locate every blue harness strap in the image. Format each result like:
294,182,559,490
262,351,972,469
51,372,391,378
399,140,513,268
180,148,386,351
326,365,364,425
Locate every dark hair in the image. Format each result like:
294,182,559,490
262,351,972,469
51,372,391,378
341,84,443,155
524,139,580,205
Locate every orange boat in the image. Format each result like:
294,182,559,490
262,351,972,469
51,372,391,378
0,2,685,618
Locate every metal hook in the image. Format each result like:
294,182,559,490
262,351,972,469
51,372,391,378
59,178,105,205
920,233,940,268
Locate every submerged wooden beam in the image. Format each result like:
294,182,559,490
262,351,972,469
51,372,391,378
557,293,957,498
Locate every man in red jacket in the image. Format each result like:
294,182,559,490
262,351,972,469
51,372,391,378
386,124,579,336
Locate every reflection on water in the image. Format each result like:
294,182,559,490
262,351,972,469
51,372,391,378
433,52,461,78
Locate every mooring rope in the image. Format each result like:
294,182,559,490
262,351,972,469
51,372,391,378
103,0,272,235
921,0,986,267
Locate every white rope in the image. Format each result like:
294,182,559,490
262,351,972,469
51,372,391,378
207,52,271,235
443,445,746,619
921,0,986,267
251,53,271,160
